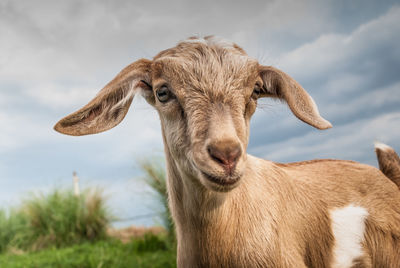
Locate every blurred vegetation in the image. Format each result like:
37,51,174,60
0,189,110,252
0,159,177,267
0,234,175,268
140,158,176,249
0,209,28,253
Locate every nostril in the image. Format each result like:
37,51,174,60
228,146,241,164
207,145,226,165
207,142,242,168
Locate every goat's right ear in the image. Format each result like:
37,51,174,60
54,59,153,136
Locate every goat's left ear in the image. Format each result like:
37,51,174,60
259,65,332,130
54,59,153,136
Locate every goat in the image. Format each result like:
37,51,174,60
55,36,400,267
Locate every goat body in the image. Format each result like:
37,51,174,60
55,36,400,267
168,154,400,267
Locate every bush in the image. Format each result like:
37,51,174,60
130,233,168,253
0,188,111,252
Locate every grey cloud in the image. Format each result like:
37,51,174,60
250,112,400,165
249,6,400,166
277,6,400,83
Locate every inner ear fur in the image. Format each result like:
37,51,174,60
259,65,332,130
54,59,153,136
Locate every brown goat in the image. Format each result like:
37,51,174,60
55,36,400,267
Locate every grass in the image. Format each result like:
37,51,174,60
0,160,177,266
140,158,176,248
0,234,176,268
0,209,28,253
0,188,111,252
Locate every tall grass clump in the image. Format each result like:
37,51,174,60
21,189,111,250
0,209,28,252
0,188,111,252
140,158,176,248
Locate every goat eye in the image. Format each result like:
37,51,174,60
251,85,261,99
156,86,171,103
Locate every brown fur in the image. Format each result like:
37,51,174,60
375,143,400,189
54,36,400,267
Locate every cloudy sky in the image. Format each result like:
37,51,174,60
1,0,399,226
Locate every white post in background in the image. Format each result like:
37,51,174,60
73,171,80,196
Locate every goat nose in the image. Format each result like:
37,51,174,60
207,141,242,173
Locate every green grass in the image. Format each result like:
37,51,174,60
0,234,176,268
0,209,29,253
0,162,178,266
140,158,176,248
0,188,176,267
0,188,111,252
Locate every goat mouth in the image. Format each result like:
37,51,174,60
201,171,240,187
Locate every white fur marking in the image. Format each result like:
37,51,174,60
374,141,392,152
330,204,368,268
183,36,235,49
110,81,137,112
206,36,234,49
182,37,207,45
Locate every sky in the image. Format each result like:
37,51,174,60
1,0,399,227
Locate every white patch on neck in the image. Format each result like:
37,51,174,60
330,204,368,268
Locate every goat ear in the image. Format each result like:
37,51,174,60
259,66,332,130
54,59,153,136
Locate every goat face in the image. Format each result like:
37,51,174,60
150,40,261,191
54,36,331,192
